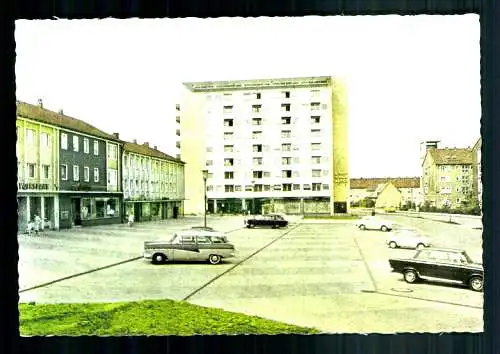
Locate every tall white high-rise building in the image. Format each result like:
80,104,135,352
179,76,349,216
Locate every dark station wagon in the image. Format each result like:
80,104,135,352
244,214,289,229
389,247,484,292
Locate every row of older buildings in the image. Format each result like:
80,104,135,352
348,139,482,212
16,100,185,233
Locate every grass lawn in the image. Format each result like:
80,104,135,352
303,215,360,220
19,299,320,336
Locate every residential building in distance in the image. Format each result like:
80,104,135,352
421,144,475,209
349,177,422,208
122,140,185,221
472,137,482,209
17,100,124,230
373,182,401,209
179,76,349,215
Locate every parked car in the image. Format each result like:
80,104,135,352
389,247,483,291
384,206,397,213
355,216,393,232
386,228,431,249
143,229,236,265
245,214,289,228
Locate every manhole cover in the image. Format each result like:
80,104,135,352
391,287,414,293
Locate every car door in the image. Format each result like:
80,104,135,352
412,249,436,277
194,235,212,261
422,250,450,278
173,235,198,262
436,252,465,281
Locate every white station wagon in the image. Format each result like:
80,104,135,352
143,229,237,265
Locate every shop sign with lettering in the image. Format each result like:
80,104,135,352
17,183,50,190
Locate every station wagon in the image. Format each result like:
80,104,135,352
143,230,237,265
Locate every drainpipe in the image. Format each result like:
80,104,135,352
119,142,124,223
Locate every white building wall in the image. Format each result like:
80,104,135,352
202,86,334,201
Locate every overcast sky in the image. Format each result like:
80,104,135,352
15,15,480,178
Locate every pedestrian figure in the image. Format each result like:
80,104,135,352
127,214,134,227
34,214,42,235
26,220,34,235
371,208,376,216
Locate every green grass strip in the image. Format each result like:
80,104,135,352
19,299,320,336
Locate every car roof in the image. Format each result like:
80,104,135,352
177,229,225,237
420,247,466,253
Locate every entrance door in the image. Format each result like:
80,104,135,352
72,198,82,226
134,203,141,222
173,206,179,219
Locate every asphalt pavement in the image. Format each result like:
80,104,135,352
18,214,483,333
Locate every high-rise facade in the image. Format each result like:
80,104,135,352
179,76,349,215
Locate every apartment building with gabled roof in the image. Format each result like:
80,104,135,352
16,99,124,231
421,145,475,209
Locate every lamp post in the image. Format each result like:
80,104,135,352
251,180,255,215
202,169,208,227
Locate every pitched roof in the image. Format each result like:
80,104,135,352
16,101,121,142
123,141,184,164
350,177,420,190
428,148,474,165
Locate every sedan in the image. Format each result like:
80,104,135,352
386,229,431,249
355,216,393,232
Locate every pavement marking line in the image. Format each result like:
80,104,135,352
375,290,483,310
19,227,244,294
19,256,142,293
352,237,379,292
182,224,302,301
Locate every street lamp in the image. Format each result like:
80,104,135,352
251,180,255,215
202,169,208,227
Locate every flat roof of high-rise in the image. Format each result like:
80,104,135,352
183,76,333,92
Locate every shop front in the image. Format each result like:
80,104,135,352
123,199,184,222
17,183,59,234
58,192,122,228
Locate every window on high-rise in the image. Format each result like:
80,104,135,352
281,104,291,112
252,118,262,125
281,117,291,125
311,116,321,124
252,105,262,113
253,144,263,152
312,183,322,191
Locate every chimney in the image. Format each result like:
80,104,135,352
37,99,43,108
153,145,157,150
143,142,149,148
58,109,64,115
132,139,137,144
112,132,119,139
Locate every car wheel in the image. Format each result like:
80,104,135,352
246,224,251,228
208,254,222,265
152,253,167,265
358,225,366,230
389,241,397,249
469,276,483,292
403,269,419,283
416,243,425,250
380,225,389,232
